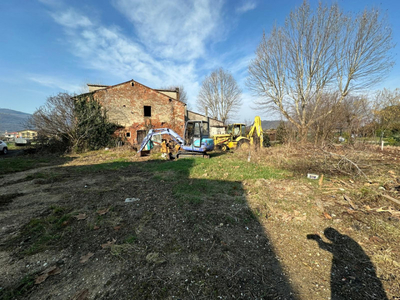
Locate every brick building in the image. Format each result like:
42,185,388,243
79,80,186,146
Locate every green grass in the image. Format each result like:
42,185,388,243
0,157,53,175
124,234,138,244
3,206,73,256
24,171,65,184
73,159,132,173
140,154,286,206
142,154,286,182
0,274,35,300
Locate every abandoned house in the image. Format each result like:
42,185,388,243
77,80,186,146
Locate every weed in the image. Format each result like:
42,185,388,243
110,244,135,257
2,207,73,256
0,274,35,300
124,235,138,244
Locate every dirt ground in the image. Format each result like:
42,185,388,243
0,145,399,299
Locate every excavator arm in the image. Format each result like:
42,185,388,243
138,128,184,153
247,116,264,147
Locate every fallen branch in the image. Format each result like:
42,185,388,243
380,194,400,207
320,149,371,183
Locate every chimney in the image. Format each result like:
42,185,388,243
176,87,180,102
205,107,208,117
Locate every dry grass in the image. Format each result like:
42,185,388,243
1,144,399,299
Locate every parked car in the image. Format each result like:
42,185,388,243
0,140,8,154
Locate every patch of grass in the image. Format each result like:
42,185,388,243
0,274,35,300
73,159,132,173
110,244,135,257
142,155,285,206
142,155,286,182
25,172,65,184
124,235,138,244
0,157,52,175
25,172,48,180
2,206,73,256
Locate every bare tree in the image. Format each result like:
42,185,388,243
30,92,118,152
308,93,370,144
372,88,400,146
197,68,242,124
247,1,394,141
30,92,77,143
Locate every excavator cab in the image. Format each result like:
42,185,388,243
227,124,246,139
182,120,214,152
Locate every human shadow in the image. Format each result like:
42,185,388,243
307,228,388,300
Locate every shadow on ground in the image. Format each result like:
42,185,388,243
0,157,298,299
308,228,388,300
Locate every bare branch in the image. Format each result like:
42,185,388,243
247,1,394,141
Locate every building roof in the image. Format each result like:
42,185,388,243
82,80,186,105
87,84,111,87
187,110,224,124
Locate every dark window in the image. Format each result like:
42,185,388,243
126,132,131,138
144,106,151,117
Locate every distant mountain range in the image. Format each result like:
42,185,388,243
0,108,32,133
0,108,282,133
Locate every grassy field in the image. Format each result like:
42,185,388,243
0,144,399,299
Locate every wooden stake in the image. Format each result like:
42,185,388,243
318,174,324,188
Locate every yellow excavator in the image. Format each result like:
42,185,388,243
213,116,268,151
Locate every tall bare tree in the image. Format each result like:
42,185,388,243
247,1,394,141
197,68,242,124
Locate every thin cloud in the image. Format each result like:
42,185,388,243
27,74,82,93
112,0,224,60
38,1,251,113
40,2,216,106
51,8,92,28
236,1,257,14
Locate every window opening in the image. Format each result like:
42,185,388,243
144,106,151,117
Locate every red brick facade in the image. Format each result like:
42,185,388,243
87,80,186,145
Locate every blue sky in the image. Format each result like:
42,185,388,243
1,0,399,122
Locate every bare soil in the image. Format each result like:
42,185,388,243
0,145,399,299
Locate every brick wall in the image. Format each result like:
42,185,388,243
91,81,186,145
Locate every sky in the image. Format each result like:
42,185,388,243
0,0,399,122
